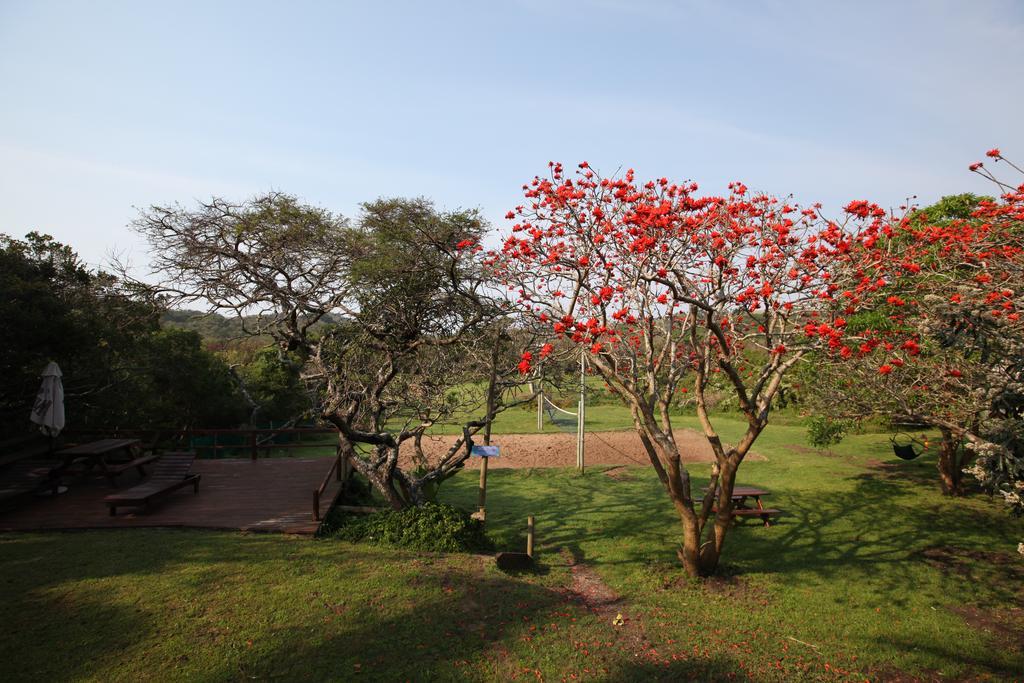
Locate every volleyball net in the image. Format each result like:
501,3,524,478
542,394,579,432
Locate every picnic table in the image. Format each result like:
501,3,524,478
54,438,157,487
697,485,779,527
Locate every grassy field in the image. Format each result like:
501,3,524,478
2,417,1022,681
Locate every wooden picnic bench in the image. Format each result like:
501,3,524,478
104,453,201,515
696,486,780,527
54,438,156,487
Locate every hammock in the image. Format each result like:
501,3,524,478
890,432,928,460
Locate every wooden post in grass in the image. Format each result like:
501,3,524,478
477,454,489,519
496,515,536,570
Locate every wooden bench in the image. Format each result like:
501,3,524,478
54,438,148,486
731,507,781,527
104,453,201,516
65,453,159,478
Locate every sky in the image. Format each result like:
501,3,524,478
1,0,1023,270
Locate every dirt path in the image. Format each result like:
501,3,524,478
400,429,765,470
559,548,652,656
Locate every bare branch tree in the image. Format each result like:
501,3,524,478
130,193,535,508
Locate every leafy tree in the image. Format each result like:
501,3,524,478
123,328,247,429
807,153,1024,500
131,193,534,509
0,232,159,436
234,346,309,424
1,232,253,435
805,416,848,450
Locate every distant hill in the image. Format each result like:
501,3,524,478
161,309,345,341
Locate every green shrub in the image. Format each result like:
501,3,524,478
325,503,493,553
336,472,377,507
806,415,848,449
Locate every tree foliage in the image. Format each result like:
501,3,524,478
807,150,1024,515
132,193,534,509
0,232,247,436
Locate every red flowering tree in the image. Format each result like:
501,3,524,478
808,150,1024,502
491,162,887,576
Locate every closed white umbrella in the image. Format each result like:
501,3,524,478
30,361,65,437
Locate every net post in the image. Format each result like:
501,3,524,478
536,386,544,432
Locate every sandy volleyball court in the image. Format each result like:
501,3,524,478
400,429,765,470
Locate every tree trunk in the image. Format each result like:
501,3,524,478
697,459,738,575
653,431,735,578
339,438,407,509
937,428,965,496
676,509,703,577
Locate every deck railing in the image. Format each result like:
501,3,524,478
62,427,338,460
313,448,345,521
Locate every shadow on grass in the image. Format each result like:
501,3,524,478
871,633,1024,680
193,567,579,680
606,656,745,682
442,460,1023,606
191,561,747,681
3,530,707,681
439,462,1024,678
0,530,321,681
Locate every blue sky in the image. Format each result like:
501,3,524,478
2,0,1022,269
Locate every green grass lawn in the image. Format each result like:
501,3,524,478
2,416,1022,681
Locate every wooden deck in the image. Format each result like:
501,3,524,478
0,458,343,535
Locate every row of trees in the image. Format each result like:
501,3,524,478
13,149,1014,576
489,156,1023,572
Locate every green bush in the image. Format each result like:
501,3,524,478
806,415,848,449
325,503,493,553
